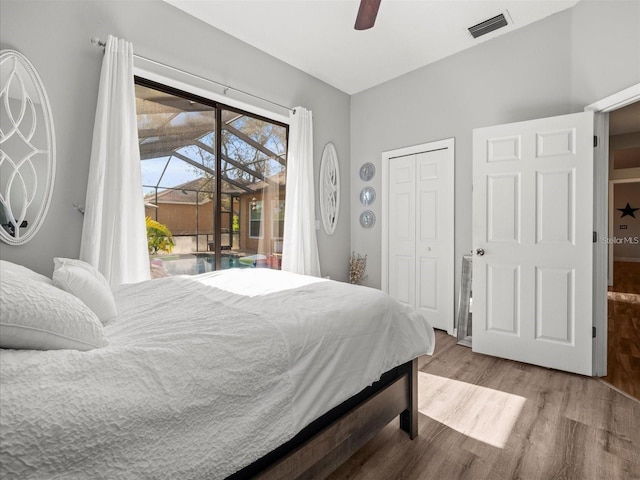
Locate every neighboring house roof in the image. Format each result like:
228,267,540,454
145,173,285,206
245,171,286,193
146,178,215,205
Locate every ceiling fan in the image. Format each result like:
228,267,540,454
354,0,382,30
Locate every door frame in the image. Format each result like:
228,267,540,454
381,138,455,335
586,82,640,377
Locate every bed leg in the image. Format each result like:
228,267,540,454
399,357,418,439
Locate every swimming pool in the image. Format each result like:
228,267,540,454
152,252,249,276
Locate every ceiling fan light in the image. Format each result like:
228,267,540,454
355,0,382,30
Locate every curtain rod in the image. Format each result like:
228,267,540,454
90,37,295,114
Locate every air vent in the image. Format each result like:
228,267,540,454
469,13,508,38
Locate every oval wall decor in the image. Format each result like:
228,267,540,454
319,142,340,235
0,50,56,245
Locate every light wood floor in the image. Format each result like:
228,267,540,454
605,261,640,400
329,331,640,480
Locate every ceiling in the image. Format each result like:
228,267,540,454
164,0,580,95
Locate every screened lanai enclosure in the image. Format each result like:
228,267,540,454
135,79,288,276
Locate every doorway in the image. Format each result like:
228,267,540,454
466,84,639,377
603,102,640,399
588,83,640,378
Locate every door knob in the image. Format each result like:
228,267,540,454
476,248,485,256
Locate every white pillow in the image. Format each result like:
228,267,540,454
0,259,52,285
52,258,117,325
0,271,108,351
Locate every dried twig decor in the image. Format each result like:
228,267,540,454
349,252,368,285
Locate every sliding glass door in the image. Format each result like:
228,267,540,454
135,78,288,276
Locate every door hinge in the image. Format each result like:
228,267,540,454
593,231,597,243
593,327,596,338
594,136,598,147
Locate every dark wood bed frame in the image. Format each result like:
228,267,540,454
228,358,418,479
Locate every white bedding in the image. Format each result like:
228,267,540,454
0,269,435,479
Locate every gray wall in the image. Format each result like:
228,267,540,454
2,0,639,287
350,0,640,312
0,0,351,280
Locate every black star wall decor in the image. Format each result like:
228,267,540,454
617,203,640,219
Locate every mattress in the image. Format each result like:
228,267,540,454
0,268,435,479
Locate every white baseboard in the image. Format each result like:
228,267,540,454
614,257,640,263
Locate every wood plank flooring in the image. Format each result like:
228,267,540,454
329,331,640,480
605,261,640,400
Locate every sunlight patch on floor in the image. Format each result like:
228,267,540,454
418,372,526,448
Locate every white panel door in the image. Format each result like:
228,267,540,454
388,155,416,309
472,111,594,375
387,144,454,332
415,150,452,331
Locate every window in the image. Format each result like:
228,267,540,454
272,199,285,239
135,77,288,276
249,200,263,238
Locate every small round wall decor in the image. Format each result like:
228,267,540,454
359,186,376,206
359,162,375,182
359,210,376,229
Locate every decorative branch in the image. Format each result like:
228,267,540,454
349,252,368,285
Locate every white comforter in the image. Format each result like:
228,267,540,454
0,269,435,479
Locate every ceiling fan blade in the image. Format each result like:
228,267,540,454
354,0,381,30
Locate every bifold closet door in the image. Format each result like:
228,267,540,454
388,154,416,309
387,148,453,332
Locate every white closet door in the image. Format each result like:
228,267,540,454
388,154,416,309
385,140,454,333
415,150,452,331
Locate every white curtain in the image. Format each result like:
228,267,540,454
282,107,321,277
80,35,149,288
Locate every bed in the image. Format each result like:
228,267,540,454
0,260,435,479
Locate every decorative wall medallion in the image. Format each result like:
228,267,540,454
359,210,376,228
359,186,376,206
319,142,340,235
0,50,56,245
359,162,375,181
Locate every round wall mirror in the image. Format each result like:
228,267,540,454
0,50,56,245
319,142,340,235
